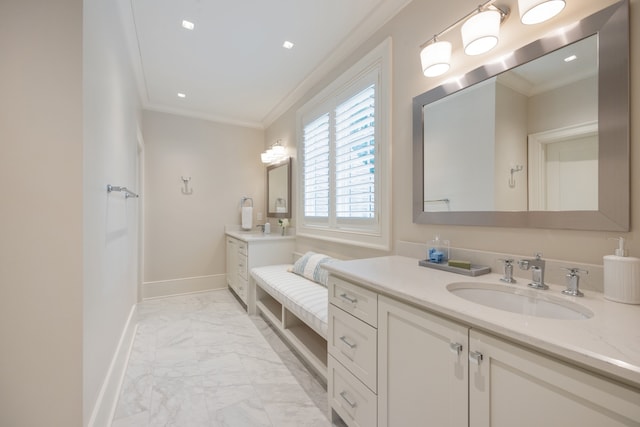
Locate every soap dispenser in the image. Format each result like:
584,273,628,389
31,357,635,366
427,234,449,264
603,237,640,304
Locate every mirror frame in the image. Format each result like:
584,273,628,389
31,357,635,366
413,0,629,231
267,157,292,219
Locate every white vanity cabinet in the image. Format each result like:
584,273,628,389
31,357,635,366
378,295,469,427
328,276,379,427
468,330,640,427
226,236,247,302
327,273,640,427
225,233,294,307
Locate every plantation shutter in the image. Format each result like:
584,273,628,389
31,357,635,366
335,84,376,219
302,113,330,218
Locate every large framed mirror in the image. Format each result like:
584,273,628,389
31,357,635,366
413,0,629,231
267,157,292,219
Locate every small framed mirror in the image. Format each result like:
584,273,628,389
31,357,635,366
267,157,292,218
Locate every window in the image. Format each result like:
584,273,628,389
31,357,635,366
297,39,391,250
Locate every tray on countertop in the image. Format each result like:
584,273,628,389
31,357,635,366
418,259,491,277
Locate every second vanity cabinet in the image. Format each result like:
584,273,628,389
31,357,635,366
327,272,640,427
225,233,294,307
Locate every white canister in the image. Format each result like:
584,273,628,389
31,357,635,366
603,237,640,304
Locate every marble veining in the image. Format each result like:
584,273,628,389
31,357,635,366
112,290,342,427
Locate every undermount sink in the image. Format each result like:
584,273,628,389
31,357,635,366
447,282,593,320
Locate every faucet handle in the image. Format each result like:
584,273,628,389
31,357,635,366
562,267,588,275
498,259,516,283
561,267,588,297
534,252,543,260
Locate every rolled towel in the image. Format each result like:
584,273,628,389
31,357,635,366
241,206,253,230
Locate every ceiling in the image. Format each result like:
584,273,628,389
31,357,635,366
127,0,411,128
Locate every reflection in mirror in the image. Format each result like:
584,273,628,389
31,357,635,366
423,35,598,213
413,0,629,231
267,157,292,219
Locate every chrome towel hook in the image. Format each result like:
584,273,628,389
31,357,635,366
181,176,193,195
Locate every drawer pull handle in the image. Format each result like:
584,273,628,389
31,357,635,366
449,342,463,355
469,351,484,365
339,293,358,304
340,335,357,349
339,391,358,409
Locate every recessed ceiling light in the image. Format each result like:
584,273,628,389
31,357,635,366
564,54,577,62
282,41,294,49
182,20,195,30
177,93,186,98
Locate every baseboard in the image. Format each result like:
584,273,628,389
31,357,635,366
142,274,226,299
87,305,138,427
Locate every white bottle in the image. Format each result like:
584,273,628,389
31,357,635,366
603,237,640,304
264,222,271,234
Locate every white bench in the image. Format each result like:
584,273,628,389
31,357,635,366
249,263,329,381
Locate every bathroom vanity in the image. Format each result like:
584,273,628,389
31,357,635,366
225,230,294,306
325,256,640,427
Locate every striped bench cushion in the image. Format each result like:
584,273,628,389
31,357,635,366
251,264,328,339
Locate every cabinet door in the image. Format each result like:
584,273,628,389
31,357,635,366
469,330,640,427
378,296,468,427
226,237,238,290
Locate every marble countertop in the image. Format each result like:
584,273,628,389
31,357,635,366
225,229,295,243
323,255,640,388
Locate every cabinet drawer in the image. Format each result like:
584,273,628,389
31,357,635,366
329,356,377,427
238,254,248,280
238,241,247,255
329,305,377,392
329,276,377,327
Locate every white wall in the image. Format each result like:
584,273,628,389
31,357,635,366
0,0,83,425
424,80,496,211
494,82,528,211
83,0,142,423
528,76,598,134
267,0,638,265
142,111,264,297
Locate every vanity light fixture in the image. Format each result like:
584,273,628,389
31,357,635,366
518,0,566,25
419,0,510,77
419,0,568,77
261,140,287,164
283,41,294,49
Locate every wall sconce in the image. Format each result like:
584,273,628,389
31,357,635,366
419,0,566,78
261,139,287,164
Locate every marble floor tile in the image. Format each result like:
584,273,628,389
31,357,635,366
111,289,341,427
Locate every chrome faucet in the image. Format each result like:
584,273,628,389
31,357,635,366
499,259,516,284
518,253,548,290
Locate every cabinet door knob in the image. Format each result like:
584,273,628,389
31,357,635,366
469,350,484,365
449,342,463,355
339,293,358,304
339,390,358,408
